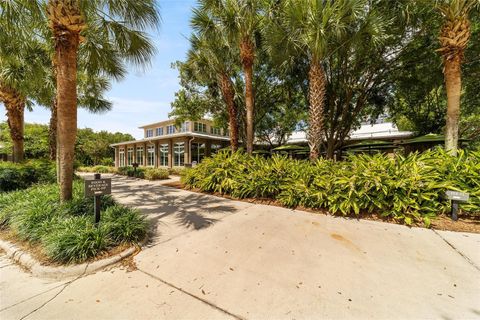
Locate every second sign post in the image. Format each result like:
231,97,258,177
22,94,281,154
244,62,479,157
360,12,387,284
85,173,112,224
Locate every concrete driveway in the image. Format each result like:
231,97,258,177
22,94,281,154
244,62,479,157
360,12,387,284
1,174,479,319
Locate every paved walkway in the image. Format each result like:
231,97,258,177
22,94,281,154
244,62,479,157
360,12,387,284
1,174,479,319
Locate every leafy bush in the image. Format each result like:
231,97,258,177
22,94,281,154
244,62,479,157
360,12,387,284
144,168,169,180
100,157,114,166
0,160,56,192
169,166,185,176
182,149,480,226
117,166,145,178
0,181,147,264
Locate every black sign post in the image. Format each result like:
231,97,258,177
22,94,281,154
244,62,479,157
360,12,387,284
85,173,112,224
445,191,469,221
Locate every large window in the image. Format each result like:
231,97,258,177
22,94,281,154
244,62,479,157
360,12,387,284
167,125,176,135
136,147,144,166
174,142,184,166
194,122,207,133
127,147,134,166
119,148,125,167
147,145,155,167
146,129,153,138
210,127,221,135
179,121,189,133
159,144,168,166
191,143,205,164
155,127,163,136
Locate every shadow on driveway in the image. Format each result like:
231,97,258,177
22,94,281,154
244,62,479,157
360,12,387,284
109,175,240,245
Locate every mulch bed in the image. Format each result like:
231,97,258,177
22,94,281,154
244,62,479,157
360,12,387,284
162,181,480,234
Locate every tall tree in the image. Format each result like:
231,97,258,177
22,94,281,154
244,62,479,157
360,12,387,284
436,0,478,155
272,0,365,160
197,0,263,154
5,0,160,201
189,6,241,150
0,19,49,162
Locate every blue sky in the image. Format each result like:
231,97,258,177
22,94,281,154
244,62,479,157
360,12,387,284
0,0,197,140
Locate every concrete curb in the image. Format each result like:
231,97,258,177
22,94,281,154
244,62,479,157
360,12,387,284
0,239,138,280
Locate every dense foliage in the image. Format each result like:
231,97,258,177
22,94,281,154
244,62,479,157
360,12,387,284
182,150,480,226
0,160,56,192
0,181,147,263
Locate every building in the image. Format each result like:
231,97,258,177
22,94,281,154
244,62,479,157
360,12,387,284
111,117,413,167
286,121,413,145
111,119,230,168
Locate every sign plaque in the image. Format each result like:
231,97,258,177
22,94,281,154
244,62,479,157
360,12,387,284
85,174,111,224
85,178,112,197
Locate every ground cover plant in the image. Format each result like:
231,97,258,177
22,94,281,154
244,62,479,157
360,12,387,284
0,160,56,192
0,181,147,264
182,149,480,226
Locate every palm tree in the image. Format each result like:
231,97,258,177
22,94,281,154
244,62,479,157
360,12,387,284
196,0,263,154
0,23,49,162
189,8,240,151
3,0,159,200
272,0,365,160
437,0,478,155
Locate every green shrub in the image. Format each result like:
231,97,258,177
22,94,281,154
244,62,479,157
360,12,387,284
117,166,145,178
169,166,185,176
0,160,56,192
100,157,114,166
182,150,480,226
144,168,169,180
103,205,148,242
0,181,147,264
43,217,110,263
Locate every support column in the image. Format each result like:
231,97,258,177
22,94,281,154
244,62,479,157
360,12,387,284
124,146,128,167
114,147,119,167
184,138,190,165
143,142,147,167
168,139,173,168
155,141,159,168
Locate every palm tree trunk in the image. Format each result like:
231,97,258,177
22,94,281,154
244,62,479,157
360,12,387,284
444,55,461,156
240,39,255,155
0,85,25,163
308,59,326,160
49,98,57,161
220,73,239,151
55,33,79,201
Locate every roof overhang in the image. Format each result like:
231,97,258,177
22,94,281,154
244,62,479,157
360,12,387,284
110,132,230,147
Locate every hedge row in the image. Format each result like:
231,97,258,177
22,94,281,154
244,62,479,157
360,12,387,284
181,149,480,226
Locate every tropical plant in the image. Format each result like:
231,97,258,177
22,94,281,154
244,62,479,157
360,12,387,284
196,0,264,154
0,17,50,162
0,181,147,263
182,149,480,226
189,7,241,150
2,0,160,201
436,0,479,155
269,0,367,159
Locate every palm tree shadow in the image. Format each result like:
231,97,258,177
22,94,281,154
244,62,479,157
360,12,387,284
109,175,238,240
